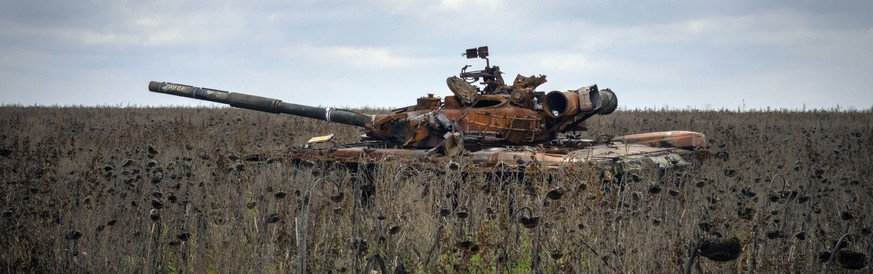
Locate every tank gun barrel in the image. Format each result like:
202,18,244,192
148,81,373,127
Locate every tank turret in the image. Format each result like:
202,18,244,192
149,46,620,151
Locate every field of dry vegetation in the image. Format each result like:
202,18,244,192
1,106,871,273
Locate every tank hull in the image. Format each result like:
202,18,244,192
280,130,705,175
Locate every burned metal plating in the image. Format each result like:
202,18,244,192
148,46,707,173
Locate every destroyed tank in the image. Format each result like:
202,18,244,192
148,46,706,175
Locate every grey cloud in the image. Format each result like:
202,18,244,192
0,0,871,109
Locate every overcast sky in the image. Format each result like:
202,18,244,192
1,0,871,110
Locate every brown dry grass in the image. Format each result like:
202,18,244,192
0,106,871,273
